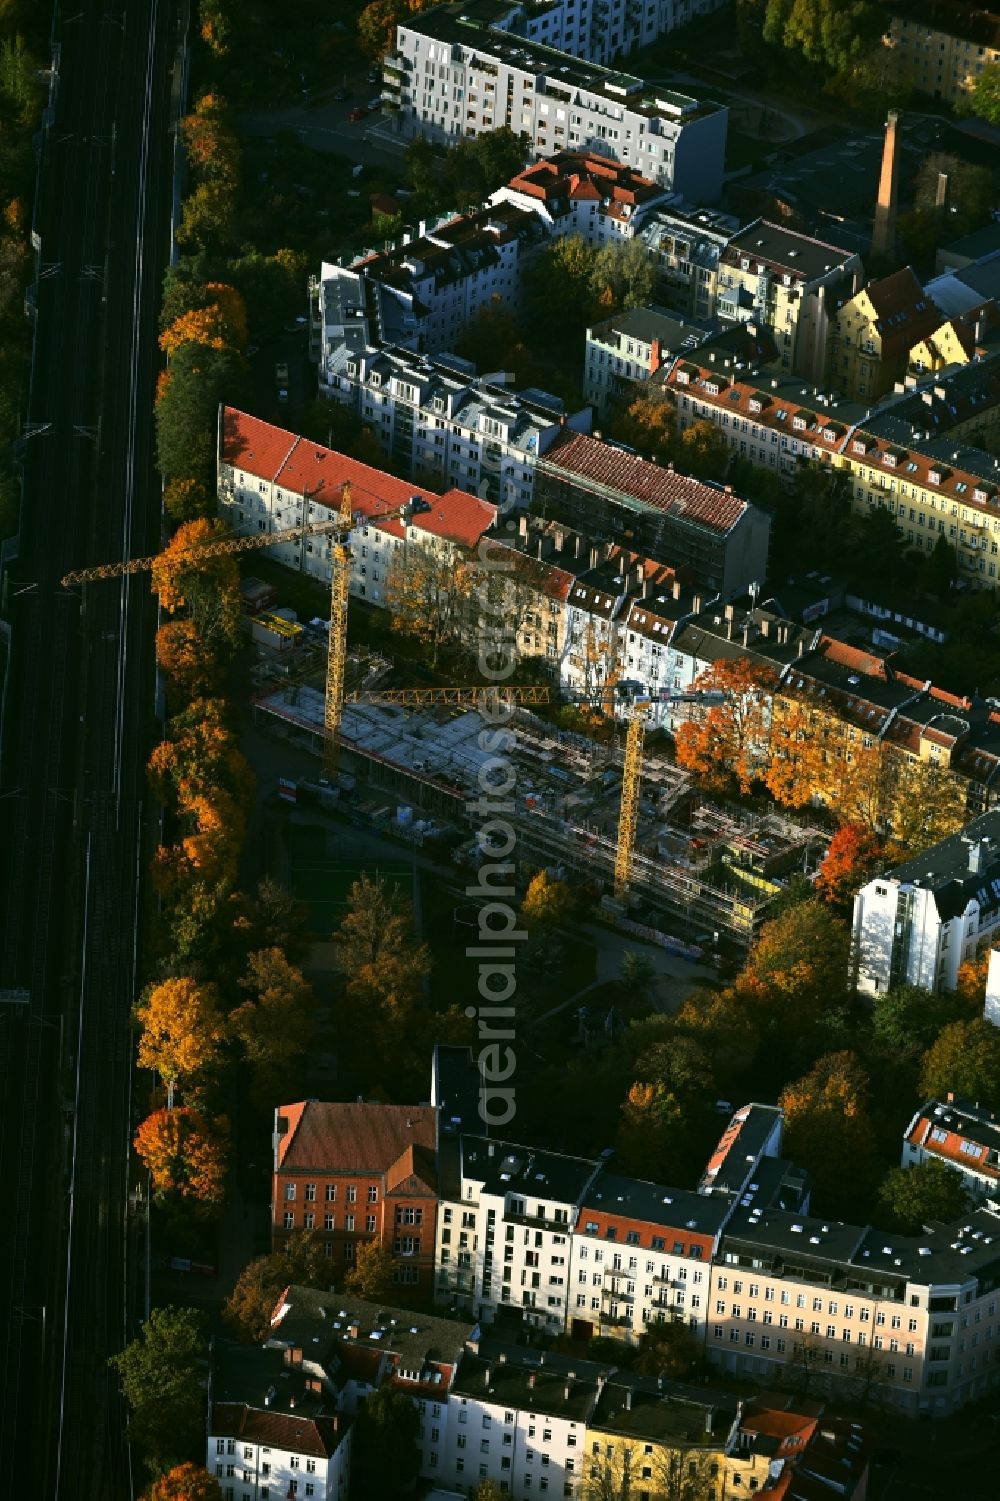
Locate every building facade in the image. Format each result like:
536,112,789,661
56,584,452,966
320,342,592,514
882,4,1000,105
272,1101,440,1299
490,148,673,245
825,267,942,404
584,304,713,417
387,3,729,202
903,1095,1000,1202
852,811,1000,995
637,203,738,320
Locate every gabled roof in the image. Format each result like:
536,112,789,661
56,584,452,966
540,430,749,535
852,267,941,353
219,408,496,549
274,1101,437,1174
211,1402,344,1459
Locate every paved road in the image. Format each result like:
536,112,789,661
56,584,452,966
0,2,176,1495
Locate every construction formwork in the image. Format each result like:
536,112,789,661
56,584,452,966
251,680,827,945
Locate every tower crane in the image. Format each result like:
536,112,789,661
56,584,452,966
60,483,432,768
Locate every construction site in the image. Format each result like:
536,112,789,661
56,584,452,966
250,649,828,948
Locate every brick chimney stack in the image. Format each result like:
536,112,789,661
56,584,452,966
649,337,662,375
872,110,900,263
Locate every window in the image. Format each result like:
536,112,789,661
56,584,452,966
284,1184,296,1202
325,1184,336,1202
347,1186,357,1204
369,1186,379,1202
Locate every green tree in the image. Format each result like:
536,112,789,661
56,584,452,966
620,949,656,998
877,1159,970,1235
870,984,960,1058
0,34,42,125
763,0,882,74
968,60,1000,125
155,340,249,487
110,1307,206,1473
524,235,598,343
589,238,656,315
352,1387,421,1496
633,1317,703,1379
345,1238,396,1301
229,947,316,1110
921,1019,1000,1107
926,533,958,599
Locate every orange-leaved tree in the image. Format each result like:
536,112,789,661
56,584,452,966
163,477,214,524
149,518,241,651
135,977,226,1097
739,897,851,1029
674,657,777,795
179,93,240,186
141,1460,224,1501
814,823,886,912
780,1051,877,1218
133,1107,228,1208
156,619,221,703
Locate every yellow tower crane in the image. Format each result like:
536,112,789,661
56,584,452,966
60,485,432,769
349,683,653,897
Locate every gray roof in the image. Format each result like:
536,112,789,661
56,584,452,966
588,304,715,350
581,1173,731,1239
888,808,1000,921
925,254,1000,318
461,1135,601,1206
940,222,1000,266
268,1286,475,1369
723,218,858,282
451,1351,601,1422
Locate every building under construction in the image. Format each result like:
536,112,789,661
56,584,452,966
252,660,826,947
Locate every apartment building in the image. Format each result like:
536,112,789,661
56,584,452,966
533,428,771,595
207,1342,352,1501
636,203,739,320
882,3,1000,106
490,148,673,244
903,1095,1000,1202
318,205,544,358
852,810,1000,995
434,1135,603,1332
271,1101,439,1298
708,1195,1000,1415
452,0,729,70
320,342,592,514
907,299,1000,376
584,304,713,417
266,1287,474,1486
717,221,863,383
388,2,729,202
217,408,497,608
825,267,942,403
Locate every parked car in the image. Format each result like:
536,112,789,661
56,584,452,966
368,97,383,111
274,360,289,383
348,106,368,123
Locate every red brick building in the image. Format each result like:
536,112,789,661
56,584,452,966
272,1101,438,1303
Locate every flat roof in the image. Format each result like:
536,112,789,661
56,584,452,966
461,1135,600,1206
268,1286,475,1369
582,1172,730,1238
887,808,1000,915
723,218,858,282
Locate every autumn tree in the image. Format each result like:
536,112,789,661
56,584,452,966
150,518,242,651
135,977,226,1099
632,1318,703,1380
589,238,656,316
607,390,675,463
920,1019,1000,1107
133,1107,228,1209
110,1307,206,1473
814,823,886,913
877,1159,970,1235
345,1238,396,1301
616,1080,687,1184
742,899,851,1023
674,657,777,795
675,417,728,481
968,61,1000,125
521,869,577,929
141,1463,223,1501
156,619,221,703
155,339,249,487
160,282,248,357
223,1234,333,1344
956,947,992,1015
164,477,214,523
229,947,316,1109
385,544,475,668
780,1051,877,1217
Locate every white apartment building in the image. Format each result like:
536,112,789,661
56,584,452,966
217,408,497,609
435,1136,603,1333
205,1404,349,1501
903,1096,1000,1203
852,811,1000,995
584,303,713,416
441,1350,600,1498
320,342,592,514
464,0,728,70
316,204,544,358
387,4,729,203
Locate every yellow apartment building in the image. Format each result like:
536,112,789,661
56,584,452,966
883,4,1000,105
825,267,941,403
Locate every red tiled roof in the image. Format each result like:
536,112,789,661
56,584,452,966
817,638,892,680
385,1141,437,1197
220,408,496,549
275,1101,437,1173
541,430,748,534
907,1113,1000,1181
741,1405,817,1451
504,150,660,209
212,1403,344,1458
664,363,846,452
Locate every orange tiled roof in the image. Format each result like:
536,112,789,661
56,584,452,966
220,408,496,550
212,1403,344,1458
275,1101,437,1174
